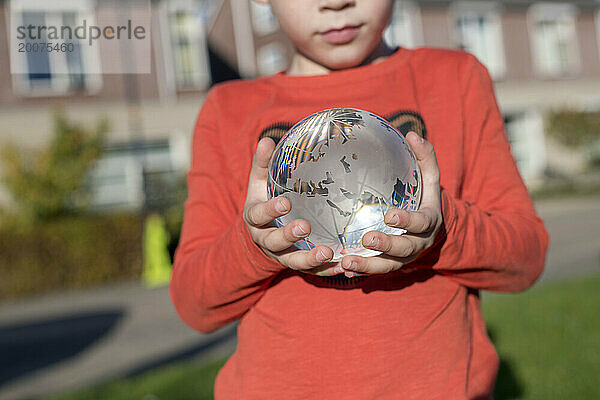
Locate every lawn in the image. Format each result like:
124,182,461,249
49,275,600,400
48,357,227,400
482,274,600,400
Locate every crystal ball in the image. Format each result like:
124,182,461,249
267,108,422,261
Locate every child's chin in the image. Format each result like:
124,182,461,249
321,55,368,71
318,47,374,70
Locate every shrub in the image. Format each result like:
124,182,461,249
0,214,142,301
546,109,600,148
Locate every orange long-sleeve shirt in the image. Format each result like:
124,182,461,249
170,48,548,399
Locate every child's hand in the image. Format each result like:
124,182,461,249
243,138,340,276
340,132,443,278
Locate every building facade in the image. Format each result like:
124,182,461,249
214,0,600,185
0,0,219,210
1,0,599,209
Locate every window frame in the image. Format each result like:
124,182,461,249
8,0,103,97
451,1,507,80
250,1,278,36
158,0,211,92
527,2,581,79
256,41,286,76
596,8,600,67
383,0,423,49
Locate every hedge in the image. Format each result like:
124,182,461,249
0,214,143,301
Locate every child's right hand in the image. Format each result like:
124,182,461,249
242,138,341,276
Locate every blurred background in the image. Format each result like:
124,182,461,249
0,0,599,399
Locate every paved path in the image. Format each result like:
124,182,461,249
534,195,600,283
0,283,235,400
0,195,598,400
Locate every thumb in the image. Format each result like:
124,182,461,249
405,131,441,203
249,137,276,183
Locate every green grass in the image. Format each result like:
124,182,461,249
48,275,600,400
48,357,227,400
483,275,600,399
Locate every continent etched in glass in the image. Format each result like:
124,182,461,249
267,108,422,261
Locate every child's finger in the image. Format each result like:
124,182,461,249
343,270,370,279
281,246,334,271
248,137,275,184
306,262,344,277
341,254,411,276
262,219,311,253
362,230,422,258
244,197,290,228
405,132,441,209
405,131,440,185
384,207,437,234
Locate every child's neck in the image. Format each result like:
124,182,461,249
286,41,395,77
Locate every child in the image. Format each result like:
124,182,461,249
170,0,549,398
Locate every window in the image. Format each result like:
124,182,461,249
383,1,422,49
251,2,278,36
257,41,286,76
529,3,579,77
88,152,145,210
595,9,600,67
504,110,546,182
453,2,506,79
88,136,189,211
166,3,211,90
9,0,102,96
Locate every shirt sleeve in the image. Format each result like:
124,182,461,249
169,88,285,333
422,55,549,292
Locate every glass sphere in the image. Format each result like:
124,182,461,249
267,108,422,261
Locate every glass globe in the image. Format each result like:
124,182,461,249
267,108,421,261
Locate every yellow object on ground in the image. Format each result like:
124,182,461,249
142,213,172,287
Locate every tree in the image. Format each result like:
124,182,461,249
0,108,108,225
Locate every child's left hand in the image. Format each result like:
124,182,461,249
340,131,443,278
